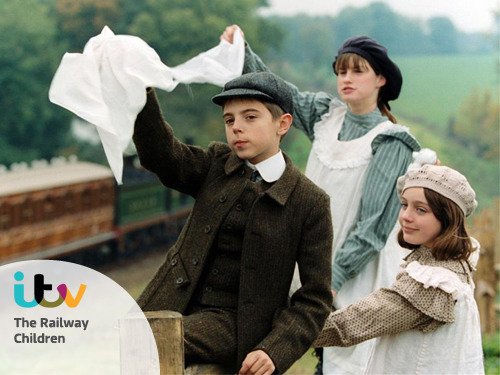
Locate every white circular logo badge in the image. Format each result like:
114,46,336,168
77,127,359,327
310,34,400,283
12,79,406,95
0,260,159,374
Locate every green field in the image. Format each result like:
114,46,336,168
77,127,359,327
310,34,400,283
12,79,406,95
392,54,499,129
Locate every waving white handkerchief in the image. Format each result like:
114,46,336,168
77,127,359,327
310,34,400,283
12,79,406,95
49,26,244,184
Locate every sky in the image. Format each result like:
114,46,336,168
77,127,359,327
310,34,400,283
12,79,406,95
261,0,498,33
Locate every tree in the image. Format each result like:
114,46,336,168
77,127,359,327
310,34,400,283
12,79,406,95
428,17,458,54
0,0,72,165
55,0,122,51
449,89,499,160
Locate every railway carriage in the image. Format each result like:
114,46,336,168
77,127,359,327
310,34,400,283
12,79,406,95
0,156,191,265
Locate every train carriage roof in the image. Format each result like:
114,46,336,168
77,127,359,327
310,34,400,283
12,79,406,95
0,161,114,197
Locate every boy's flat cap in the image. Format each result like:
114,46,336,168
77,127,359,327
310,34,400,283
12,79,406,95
212,71,293,114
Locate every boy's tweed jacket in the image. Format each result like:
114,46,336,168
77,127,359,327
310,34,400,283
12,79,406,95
133,90,333,373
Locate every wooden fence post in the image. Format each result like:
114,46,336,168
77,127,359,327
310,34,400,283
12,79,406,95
120,310,184,374
471,198,499,335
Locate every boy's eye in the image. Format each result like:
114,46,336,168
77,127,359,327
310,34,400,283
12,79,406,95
224,118,234,126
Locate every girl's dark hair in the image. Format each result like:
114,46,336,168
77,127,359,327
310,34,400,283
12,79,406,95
398,188,473,261
335,53,397,123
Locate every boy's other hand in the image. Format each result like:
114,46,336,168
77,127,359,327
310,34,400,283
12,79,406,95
238,349,275,375
221,24,244,44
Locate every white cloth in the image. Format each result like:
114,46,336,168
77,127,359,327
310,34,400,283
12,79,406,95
304,103,411,374
49,26,244,184
367,260,484,374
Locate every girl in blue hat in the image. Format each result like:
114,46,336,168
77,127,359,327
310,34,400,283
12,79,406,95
221,26,424,374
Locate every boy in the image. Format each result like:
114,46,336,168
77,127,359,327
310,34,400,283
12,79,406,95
133,71,332,374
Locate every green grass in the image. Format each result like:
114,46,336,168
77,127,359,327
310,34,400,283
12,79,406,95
392,54,499,129
482,331,500,375
287,349,318,374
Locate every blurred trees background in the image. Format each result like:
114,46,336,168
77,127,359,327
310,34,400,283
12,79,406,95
0,0,71,163
0,0,498,190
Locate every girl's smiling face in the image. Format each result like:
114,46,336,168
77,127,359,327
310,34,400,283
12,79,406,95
399,187,442,248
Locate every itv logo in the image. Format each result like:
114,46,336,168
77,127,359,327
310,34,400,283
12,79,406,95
14,271,87,308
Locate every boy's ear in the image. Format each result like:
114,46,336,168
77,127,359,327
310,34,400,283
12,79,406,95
277,113,292,136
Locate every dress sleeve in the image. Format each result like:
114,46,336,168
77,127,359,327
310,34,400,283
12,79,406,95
332,137,414,291
243,44,335,141
392,262,458,325
313,287,436,347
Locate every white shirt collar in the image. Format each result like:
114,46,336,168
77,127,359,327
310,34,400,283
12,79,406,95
245,150,286,182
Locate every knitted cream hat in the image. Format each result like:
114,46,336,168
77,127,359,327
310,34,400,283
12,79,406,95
397,164,477,217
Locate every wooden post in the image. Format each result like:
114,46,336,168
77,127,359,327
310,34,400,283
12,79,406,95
120,310,184,375
471,198,499,334
120,310,230,374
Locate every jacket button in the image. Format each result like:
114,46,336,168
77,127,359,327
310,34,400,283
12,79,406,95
192,257,199,265
204,225,211,233
205,286,213,292
212,268,219,275
170,259,178,266
219,195,227,203
175,277,184,284
235,203,243,211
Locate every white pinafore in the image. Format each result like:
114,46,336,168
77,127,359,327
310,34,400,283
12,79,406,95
305,104,410,374
366,261,484,374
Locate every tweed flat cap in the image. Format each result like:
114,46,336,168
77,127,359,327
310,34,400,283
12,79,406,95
212,71,294,114
397,164,477,217
333,36,402,107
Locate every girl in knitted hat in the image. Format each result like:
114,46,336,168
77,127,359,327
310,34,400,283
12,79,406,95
314,164,484,374
221,26,423,373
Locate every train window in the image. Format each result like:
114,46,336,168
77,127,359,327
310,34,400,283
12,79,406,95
82,188,92,209
72,188,82,213
43,196,56,221
10,201,22,228
63,191,75,213
99,184,112,206
0,203,11,230
31,198,43,223
20,198,34,224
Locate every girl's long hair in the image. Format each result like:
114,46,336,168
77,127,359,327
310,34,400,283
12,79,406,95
335,53,397,123
398,188,474,261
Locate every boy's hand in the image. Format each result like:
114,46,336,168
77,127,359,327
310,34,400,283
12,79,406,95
238,350,275,375
220,24,244,44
